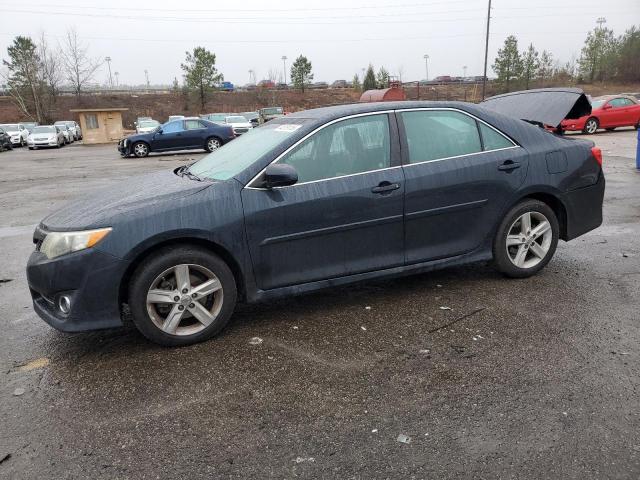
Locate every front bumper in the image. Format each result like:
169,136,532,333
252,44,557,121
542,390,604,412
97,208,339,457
10,137,21,145
118,139,131,156
27,246,125,332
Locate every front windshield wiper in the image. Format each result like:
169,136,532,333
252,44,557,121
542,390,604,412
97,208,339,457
176,164,204,182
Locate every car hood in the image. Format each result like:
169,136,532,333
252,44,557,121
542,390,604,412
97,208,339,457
481,88,592,128
41,169,211,231
125,131,155,142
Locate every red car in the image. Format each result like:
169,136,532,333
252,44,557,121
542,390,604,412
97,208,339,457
561,95,640,134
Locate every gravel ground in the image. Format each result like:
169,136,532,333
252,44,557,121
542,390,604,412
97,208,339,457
0,129,639,479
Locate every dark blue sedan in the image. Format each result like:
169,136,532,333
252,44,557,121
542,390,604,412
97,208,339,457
28,90,604,346
118,117,235,157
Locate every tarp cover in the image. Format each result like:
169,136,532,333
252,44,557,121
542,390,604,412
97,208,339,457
481,88,592,127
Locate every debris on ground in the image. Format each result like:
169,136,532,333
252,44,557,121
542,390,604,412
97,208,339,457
365,306,371,310
0,453,11,465
396,434,411,444
292,326,299,330
248,337,263,346
439,306,452,311
361,326,367,331
13,388,25,396
18,357,50,372
419,349,431,354
293,457,315,464
436,284,442,288
371,429,378,433
0,278,13,284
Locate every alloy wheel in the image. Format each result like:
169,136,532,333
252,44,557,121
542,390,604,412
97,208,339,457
146,264,223,336
505,211,553,269
134,143,149,157
207,138,221,151
585,119,598,134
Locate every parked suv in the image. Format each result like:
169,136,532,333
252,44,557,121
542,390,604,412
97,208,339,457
0,124,29,147
118,117,235,157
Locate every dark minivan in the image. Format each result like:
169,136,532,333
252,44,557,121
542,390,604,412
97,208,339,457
28,96,604,346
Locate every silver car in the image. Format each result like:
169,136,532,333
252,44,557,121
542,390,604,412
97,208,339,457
27,125,65,149
55,121,81,141
136,119,160,134
0,124,29,147
56,124,74,144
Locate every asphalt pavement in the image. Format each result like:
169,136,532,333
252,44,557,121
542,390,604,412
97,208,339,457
0,130,639,479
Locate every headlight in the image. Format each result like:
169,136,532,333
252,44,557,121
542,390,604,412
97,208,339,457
40,228,112,259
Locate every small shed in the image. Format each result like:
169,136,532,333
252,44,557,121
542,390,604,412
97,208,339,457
359,82,406,103
69,108,128,144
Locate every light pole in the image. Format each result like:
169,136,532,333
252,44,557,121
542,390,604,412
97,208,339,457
463,65,467,79
114,71,119,88
248,69,254,84
481,0,492,100
105,56,113,89
144,69,149,89
281,56,288,85
423,54,429,81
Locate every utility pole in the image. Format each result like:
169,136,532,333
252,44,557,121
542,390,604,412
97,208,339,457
463,65,467,79
423,54,429,81
114,71,119,88
596,17,606,30
105,56,113,89
144,69,150,90
281,56,288,85
481,0,492,100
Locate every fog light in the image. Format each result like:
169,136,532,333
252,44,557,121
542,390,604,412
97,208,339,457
57,295,71,315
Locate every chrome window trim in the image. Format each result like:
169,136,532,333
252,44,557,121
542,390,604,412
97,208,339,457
244,107,521,190
245,110,395,190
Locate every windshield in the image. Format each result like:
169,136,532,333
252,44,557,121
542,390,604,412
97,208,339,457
226,116,248,123
207,114,227,122
188,123,303,181
65,122,75,127
139,120,159,128
1,124,19,131
33,126,56,133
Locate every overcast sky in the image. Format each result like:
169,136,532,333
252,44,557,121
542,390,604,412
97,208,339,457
1,0,638,86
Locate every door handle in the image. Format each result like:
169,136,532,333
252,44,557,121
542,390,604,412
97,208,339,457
498,160,521,171
371,182,400,194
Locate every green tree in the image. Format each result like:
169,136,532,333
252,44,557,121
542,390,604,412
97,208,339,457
521,43,539,89
2,36,44,122
492,35,523,92
363,64,376,91
352,73,361,92
578,26,617,82
181,46,223,109
376,66,390,89
537,50,554,87
616,26,640,82
290,55,313,92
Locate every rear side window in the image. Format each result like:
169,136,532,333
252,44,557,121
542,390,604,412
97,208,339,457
400,110,482,163
185,120,204,130
278,114,390,183
478,122,514,150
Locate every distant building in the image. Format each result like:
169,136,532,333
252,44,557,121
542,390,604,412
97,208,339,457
70,107,128,144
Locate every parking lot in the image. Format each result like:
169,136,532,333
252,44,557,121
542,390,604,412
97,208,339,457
0,130,639,478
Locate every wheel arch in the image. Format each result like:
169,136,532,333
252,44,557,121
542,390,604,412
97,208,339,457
118,235,247,309
517,191,568,240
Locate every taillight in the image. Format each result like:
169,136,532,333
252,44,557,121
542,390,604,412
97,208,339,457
591,146,602,167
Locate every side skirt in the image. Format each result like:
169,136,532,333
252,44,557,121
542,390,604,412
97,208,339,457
247,248,493,303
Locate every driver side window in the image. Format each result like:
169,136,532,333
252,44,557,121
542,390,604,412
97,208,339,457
278,114,390,184
163,121,184,133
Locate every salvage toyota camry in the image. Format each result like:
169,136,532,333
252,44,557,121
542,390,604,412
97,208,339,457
27,89,605,346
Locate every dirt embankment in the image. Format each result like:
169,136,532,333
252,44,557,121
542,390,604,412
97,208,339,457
1,82,638,125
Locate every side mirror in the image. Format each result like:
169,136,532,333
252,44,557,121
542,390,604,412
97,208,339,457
264,164,298,188
156,128,163,135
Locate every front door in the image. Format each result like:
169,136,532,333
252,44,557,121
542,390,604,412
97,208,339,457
241,113,405,290
398,109,529,263
152,120,188,150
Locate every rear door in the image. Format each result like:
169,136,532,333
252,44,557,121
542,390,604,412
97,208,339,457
398,108,529,263
242,112,405,290
184,119,208,148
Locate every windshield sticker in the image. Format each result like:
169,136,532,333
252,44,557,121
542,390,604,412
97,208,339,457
274,124,302,132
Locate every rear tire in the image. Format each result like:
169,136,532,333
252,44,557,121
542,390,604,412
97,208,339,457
493,200,559,278
128,246,237,347
205,137,222,152
583,117,599,134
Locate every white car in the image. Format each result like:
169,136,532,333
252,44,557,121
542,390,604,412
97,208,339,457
225,115,253,135
136,119,160,134
167,115,185,122
56,124,73,144
0,124,29,147
55,121,82,141
27,125,65,149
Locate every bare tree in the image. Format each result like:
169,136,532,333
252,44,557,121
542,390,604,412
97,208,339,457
38,33,62,118
267,67,279,84
61,28,101,97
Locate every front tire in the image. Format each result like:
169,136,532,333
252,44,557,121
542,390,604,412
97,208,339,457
132,142,150,158
583,117,599,134
128,246,237,347
205,137,222,152
493,200,559,278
